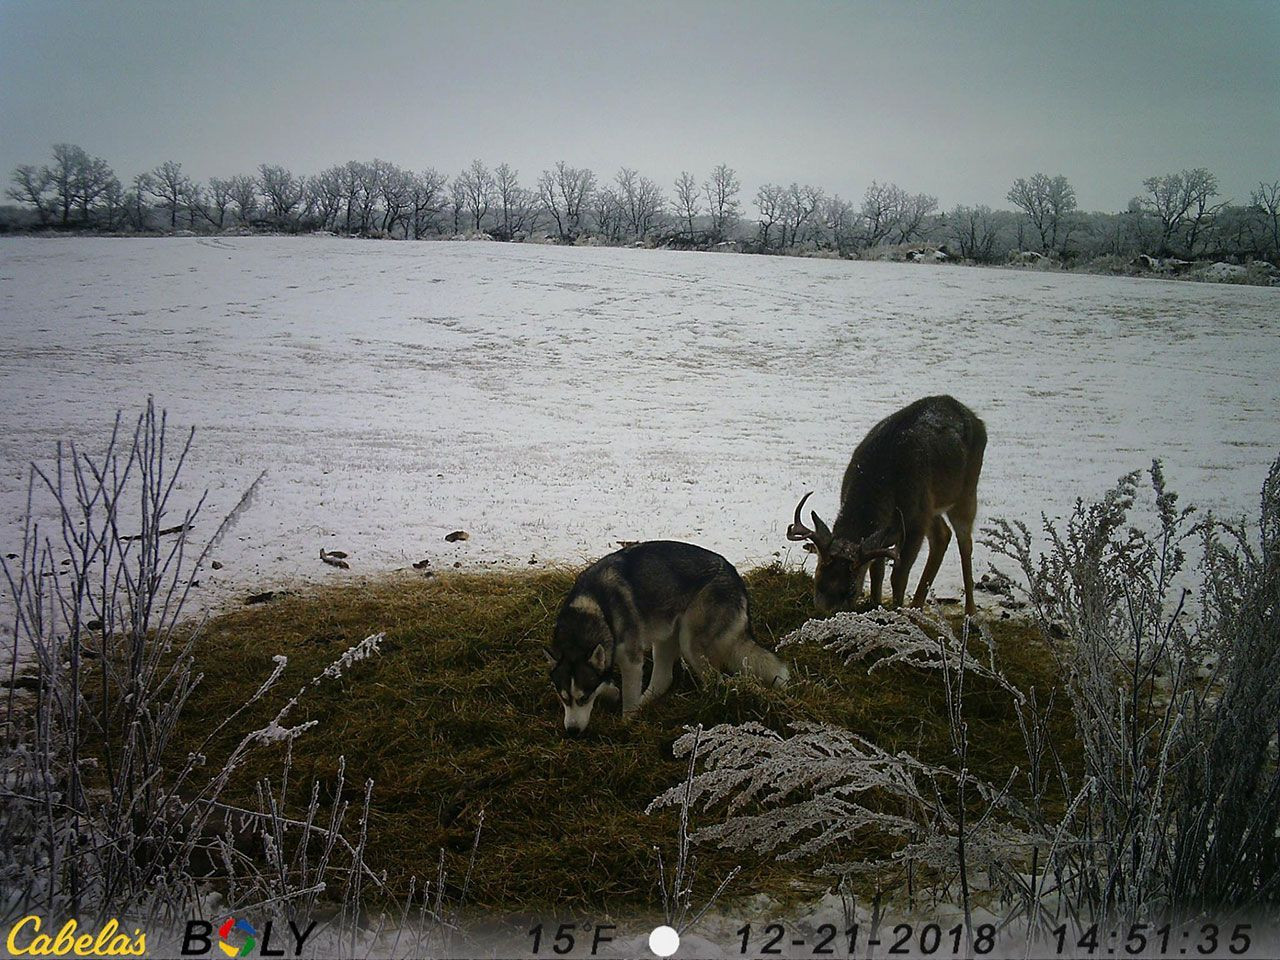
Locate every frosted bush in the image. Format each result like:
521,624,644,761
986,458,1280,922
655,455,1280,933
0,403,431,953
779,606,1016,692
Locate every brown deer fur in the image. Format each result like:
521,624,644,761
788,395,986,616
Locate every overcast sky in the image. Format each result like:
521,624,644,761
1,0,1277,212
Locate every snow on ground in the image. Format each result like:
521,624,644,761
1,236,1278,619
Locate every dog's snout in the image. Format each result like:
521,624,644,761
563,726,583,739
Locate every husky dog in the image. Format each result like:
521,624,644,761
546,541,790,735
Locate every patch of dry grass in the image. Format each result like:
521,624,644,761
176,563,1074,915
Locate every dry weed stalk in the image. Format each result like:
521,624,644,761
0,401,475,958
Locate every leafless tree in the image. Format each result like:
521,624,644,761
14,144,117,228
820,194,858,255
455,159,495,232
1183,177,1223,255
202,177,233,229
1007,173,1077,254
336,160,382,234
496,180,541,240
492,163,523,240
593,187,625,243
226,174,259,224
949,204,999,261
375,161,413,236
538,161,595,241
891,191,939,244
860,180,906,248
1140,168,1223,256
98,176,127,231
556,162,595,239
614,167,640,238
780,182,823,248
615,167,665,240
449,176,465,234
45,143,88,225
335,161,361,232
125,173,152,231
755,183,786,249
7,165,53,224
410,168,448,238
259,164,304,228
1121,195,1155,252
179,179,206,229
1088,209,1129,258
1209,204,1263,261
703,163,741,242
537,170,565,239
507,185,541,239
1252,180,1280,257
73,154,117,225
673,171,700,237
148,160,189,231
306,168,343,231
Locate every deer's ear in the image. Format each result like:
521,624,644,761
809,512,839,556
810,511,831,542
865,518,900,551
588,643,609,671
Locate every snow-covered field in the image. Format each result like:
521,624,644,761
1,236,1278,614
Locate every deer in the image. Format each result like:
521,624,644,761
786,394,987,616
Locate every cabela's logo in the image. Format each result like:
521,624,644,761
5,916,147,957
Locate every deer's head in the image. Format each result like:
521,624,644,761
786,491,901,614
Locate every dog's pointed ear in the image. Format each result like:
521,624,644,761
588,642,609,671
544,648,557,666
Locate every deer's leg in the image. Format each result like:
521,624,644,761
868,558,886,606
911,516,953,608
890,525,926,608
853,564,869,604
948,500,978,616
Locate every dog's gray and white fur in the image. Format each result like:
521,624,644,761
546,541,790,735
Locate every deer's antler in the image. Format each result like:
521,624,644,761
786,491,817,541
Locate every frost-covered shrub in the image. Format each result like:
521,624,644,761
779,606,1015,692
652,611,1033,940
0,403,422,946
651,726,741,936
654,456,1280,932
650,718,1029,874
985,458,1280,921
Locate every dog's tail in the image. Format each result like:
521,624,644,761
721,561,789,687
736,640,790,688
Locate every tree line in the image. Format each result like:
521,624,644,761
5,143,1278,264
